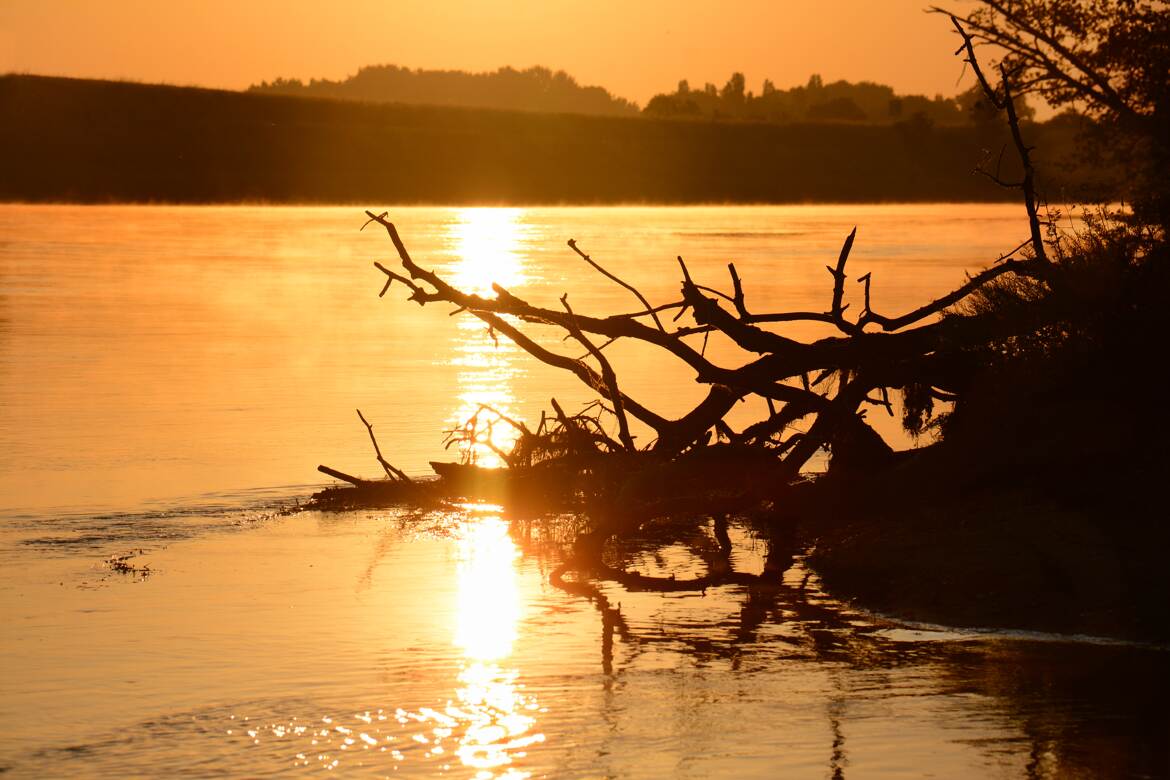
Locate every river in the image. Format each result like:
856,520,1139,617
0,204,1165,778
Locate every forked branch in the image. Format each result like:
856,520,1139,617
357,408,412,482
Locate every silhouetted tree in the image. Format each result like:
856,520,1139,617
939,0,1169,227
721,72,747,105
643,72,965,124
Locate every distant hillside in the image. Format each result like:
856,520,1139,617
249,64,639,117
644,72,1032,126
0,75,1113,204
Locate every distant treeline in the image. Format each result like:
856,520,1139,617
644,73,1031,126
250,64,639,117
0,75,1115,205
251,63,1026,129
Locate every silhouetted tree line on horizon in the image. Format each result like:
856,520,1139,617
249,61,1039,128
249,64,640,117
644,72,1038,126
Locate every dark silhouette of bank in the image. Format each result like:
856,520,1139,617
0,74,1113,204
807,0,1170,641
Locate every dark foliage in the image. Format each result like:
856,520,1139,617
643,72,980,125
941,0,1170,230
250,64,639,117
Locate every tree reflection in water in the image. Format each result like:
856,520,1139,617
503,511,1167,780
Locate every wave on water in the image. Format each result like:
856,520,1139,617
673,230,808,238
0,483,319,560
871,620,1170,650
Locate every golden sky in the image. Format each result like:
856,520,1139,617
1,0,976,104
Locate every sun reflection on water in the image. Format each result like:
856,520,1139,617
446,208,529,468
451,515,544,778
449,208,526,295
455,514,521,661
235,514,543,776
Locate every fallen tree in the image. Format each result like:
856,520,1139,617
319,18,1046,500
314,9,1167,638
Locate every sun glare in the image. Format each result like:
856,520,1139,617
449,208,526,296
445,208,529,468
450,515,544,777
455,516,521,661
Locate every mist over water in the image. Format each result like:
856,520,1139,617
2,204,1164,779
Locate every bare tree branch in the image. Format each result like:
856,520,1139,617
568,238,666,333
357,409,412,482
561,294,637,451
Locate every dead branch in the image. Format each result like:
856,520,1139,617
727,263,749,317
443,407,519,467
568,238,666,333
827,227,860,333
357,409,413,482
856,258,1038,332
362,197,1052,484
366,211,800,453
560,294,637,451
949,15,1050,267
471,402,532,438
317,464,369,487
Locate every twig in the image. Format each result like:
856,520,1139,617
569,238,666,333
357,409,413,482
728,263,749,318
561,294,637,451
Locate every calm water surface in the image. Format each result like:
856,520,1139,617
1,205,1165,778
1,203,1032,515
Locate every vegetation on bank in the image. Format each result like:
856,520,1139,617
0,73,1113,205
250,62,1010,128
311,2,1168,642
807,0,1169,638
643,72,1022,126
250,64,639,117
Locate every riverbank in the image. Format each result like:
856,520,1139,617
1,74,1111,205
798,403,1170,644
804,471,1169,645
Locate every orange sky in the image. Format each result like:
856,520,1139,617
1,0,979,104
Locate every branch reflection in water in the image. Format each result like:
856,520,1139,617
445,208,529,467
